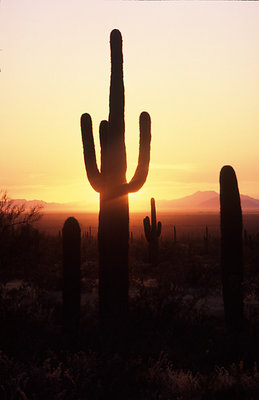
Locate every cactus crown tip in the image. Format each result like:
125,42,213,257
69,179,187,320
220,165,235,175
65,216,76,222
140,111,150,118
140,112,151,127
63,217,80,229
110,29,122,41
81,113,91,124
220,165,237,183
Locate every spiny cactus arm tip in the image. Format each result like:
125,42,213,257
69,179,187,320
81,113,103,192
110,29,122,43
127,112,151,193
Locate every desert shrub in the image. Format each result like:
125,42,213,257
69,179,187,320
0,283,59,359
0,191,43,282
2,349,259,400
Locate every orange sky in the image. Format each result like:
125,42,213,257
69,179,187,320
1,1,259,211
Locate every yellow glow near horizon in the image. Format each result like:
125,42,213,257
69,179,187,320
1,1,259,212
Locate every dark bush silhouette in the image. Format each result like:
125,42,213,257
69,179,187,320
0,191,42,280
81,29,151,327
220,165,244,331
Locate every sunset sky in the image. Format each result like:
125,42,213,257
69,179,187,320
1,1,259,211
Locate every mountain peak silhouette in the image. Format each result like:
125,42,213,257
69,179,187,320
158,191,259,211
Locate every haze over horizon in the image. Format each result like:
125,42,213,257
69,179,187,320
11,190,259,213
1,1,259,212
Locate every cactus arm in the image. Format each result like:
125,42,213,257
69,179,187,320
127,112,151,193
143,216,151,241
157,221,162,237
151,198,156,230
143,198,161,266
81,113,103,192
99,120,109,175
103,111,151,199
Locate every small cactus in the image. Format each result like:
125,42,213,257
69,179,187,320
173,225,177,243
220,165,244,331
62,217,81,337
130,231,134,244
143,198,162,266
204,226,209,254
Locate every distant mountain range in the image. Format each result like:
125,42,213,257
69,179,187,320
10,191,259,212
11,198,75,212
158,191,259,211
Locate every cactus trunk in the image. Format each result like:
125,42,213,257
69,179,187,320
220,165,244,331
98,198,129,325
81,30,151,327
98,30,129,325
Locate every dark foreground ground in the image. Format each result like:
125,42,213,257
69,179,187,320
1,212,259,399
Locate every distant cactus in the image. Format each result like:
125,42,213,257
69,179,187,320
244,229,254,250
204,226,209,254
62,217,81,337
173,225,177,243
86,226,92,245
143,198,162,266
130,231,134,244
244,229,248,246
81,30,151,326
220,166,244,331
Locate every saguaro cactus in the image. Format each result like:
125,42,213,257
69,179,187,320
80,30,151,326
143,198,162,266
204,226,209,254
62,217,81,337
220,165,244,331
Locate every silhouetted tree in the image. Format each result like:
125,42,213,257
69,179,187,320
0,191,42,234
0,191,43,280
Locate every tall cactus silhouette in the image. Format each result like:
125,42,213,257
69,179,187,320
62,217,81,337
220,165,244,331
81,30,151,325
143,198,162,266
